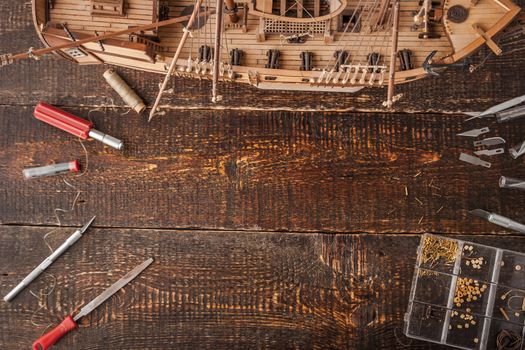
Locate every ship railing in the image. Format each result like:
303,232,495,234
129,33,164,62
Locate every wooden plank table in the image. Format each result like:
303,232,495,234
0,0,524,348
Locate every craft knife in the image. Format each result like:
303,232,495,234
3,216,96,302
473,137,506,147
469,209,525,234
32,257,153,350
457,127,490,138
465,94,525,121
474,148,504,156
459,153,491,168
495,104,525,123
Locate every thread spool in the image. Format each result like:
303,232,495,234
103,69,146,114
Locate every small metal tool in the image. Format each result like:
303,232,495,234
34,102,123,150
4,216,96,302
457,127,490,138
474,148,504,156
509,140,525,159
495,104,525,123
464,94,525,121
32,257,153,350
499,176,525,190
469,209,525,234
473,137,506,147
459,153,491,168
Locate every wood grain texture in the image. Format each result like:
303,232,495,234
3,227,525,349
1,1,525,349
3,105,525,233
0,0,524,113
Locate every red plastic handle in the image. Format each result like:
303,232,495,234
34,102,93,139
32,315,78,350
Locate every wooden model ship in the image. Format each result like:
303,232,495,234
1,0,523,111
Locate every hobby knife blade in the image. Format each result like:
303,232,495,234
459,153,491,168
457,127,490,138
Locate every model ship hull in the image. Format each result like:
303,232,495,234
31,0,521,93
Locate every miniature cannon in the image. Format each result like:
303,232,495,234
230,48,243,66
300,51,313,71
397,49,413,71
333,50,348,72
265,49,280,69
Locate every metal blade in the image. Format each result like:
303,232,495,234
459,153,491,168
464,112,481,117
478,94,525,117
73,258,153,321
469,209,491,220
79,216,96,234
464,112,491,122
457,127,490,138
473,137,506,147
474,148,504,156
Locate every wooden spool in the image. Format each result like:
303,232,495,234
103,69,146,114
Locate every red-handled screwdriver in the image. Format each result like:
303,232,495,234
34,102,124,150
32,258,153,350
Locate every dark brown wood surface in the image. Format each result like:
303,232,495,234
1,0,525,348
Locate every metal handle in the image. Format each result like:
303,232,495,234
490,213,525,234
496,104,525,123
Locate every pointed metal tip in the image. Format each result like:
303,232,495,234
469,209,490,219
80,216,96,234
464,116,479,122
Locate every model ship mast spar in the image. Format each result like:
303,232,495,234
149,0,207,121
212,0,225,103
0,11,214,65
386,0,401,108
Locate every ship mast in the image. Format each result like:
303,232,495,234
212,0,225,103
149,0,206,121
385,0,400,108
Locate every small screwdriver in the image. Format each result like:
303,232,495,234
34,102,123,150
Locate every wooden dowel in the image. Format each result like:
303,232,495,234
212,0,225,103
9,11,213,62
386,0,400,108
149,0,206,121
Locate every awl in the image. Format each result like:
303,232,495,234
3,216,96,302
34,102,123,150
32,257,153,350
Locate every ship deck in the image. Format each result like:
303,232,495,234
48,0,457,72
